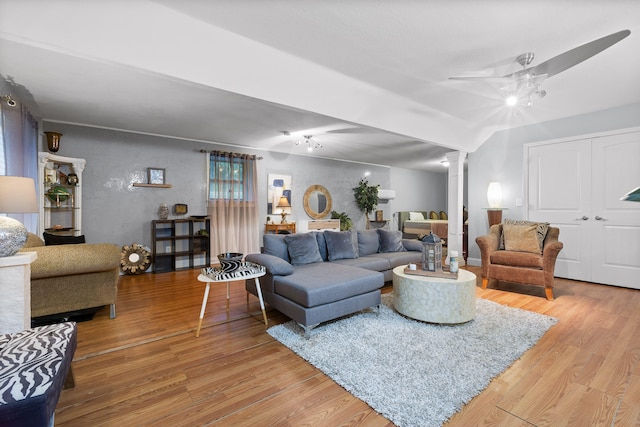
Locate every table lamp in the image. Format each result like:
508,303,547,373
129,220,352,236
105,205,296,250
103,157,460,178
276,195,291,224
0,176,38,257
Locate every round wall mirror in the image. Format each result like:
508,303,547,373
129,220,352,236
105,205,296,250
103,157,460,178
303,185,332,219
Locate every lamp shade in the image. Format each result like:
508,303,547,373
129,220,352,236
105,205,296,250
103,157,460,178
0,176,38,257
0,176,38,213
487,182,502,209
276,195,291,209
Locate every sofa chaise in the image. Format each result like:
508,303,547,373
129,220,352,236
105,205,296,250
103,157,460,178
20,233,121,319
245,229,422,335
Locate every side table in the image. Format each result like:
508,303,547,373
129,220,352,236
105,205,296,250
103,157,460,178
265,222,296,234
196,268,267,337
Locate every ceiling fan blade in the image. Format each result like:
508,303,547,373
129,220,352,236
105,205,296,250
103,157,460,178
449,76,513,84
526,29,630,78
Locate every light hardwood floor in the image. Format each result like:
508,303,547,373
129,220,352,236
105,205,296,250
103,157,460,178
55,266,640,426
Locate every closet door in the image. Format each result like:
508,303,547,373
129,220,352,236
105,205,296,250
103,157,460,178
527,139,592,282
590,132,640,288
527,130,640,289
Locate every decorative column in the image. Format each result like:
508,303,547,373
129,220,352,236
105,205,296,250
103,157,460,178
445,151,467,266
0,252,37,334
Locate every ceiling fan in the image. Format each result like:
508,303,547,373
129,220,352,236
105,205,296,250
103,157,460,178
450,29,631,107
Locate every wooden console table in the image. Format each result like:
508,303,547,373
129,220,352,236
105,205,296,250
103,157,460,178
265,222,296,234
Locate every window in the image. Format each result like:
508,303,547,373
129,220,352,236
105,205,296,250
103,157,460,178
208,153,254,201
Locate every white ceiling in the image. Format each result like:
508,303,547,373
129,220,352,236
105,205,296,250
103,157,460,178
1,1,639,171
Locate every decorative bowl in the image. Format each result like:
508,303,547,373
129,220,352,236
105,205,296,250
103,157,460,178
217,252,243,273
46,186,70,202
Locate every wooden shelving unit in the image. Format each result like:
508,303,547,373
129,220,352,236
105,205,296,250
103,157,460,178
152,217,211,273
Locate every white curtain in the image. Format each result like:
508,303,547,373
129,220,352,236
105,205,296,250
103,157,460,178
206,151,260,259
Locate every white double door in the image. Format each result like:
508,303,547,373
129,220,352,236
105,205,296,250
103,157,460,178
526,130,640,289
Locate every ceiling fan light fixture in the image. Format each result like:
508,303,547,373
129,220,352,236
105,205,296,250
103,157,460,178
505,95,518,107
295,135,322,152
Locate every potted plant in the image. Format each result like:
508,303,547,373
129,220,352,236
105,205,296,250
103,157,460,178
266,216,271,224
353,178,379,229
331,210,353,231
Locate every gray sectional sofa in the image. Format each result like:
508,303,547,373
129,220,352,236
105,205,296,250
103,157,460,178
245,228,422,335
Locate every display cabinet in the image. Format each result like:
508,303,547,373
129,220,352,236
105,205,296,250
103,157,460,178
152,217,211,273
37,152,85,237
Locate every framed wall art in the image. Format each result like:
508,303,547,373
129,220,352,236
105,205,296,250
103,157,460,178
148,168,165,185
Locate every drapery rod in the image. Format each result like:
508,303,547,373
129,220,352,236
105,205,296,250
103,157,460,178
199,149,262,160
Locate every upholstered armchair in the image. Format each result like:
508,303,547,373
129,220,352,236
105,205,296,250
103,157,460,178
475,223,563,300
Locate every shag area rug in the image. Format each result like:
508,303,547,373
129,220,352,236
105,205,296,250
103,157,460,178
267,293,558,427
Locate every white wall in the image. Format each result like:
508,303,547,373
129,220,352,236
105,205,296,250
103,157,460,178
466,102,640,265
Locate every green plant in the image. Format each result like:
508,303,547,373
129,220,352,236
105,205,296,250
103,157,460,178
352,178,379,229
331,210,353,231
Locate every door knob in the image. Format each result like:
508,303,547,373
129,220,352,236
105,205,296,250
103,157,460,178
575,216,589,220
595,216,608,221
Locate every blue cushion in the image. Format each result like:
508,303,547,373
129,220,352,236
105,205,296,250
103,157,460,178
263,234,290,262
246,253,294,275
285,233,323,266
314,231,328,261
377,229,405,253
357,230,380,255
403,238,422,252
324,230,359,261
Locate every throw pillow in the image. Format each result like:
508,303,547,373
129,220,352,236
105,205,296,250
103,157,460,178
357,230,380,256
245,253,294,276
377,229,405,253
500,219,549,251
263,234,290,262
313,231,329,262
502,223,543,254
284,233,323,266
43,233,86,246
324,230,359,261
409,211,425,221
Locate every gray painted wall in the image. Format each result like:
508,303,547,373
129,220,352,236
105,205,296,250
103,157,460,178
42,122,447,251
466,102,640,265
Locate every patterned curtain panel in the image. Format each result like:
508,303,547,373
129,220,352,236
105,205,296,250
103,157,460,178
206,151,260,258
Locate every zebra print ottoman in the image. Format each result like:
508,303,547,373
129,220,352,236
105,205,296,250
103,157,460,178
0,322,77,427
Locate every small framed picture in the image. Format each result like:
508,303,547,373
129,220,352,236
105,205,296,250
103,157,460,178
148,168,165,185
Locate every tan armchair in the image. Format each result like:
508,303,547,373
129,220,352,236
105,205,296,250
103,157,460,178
476,224,563,300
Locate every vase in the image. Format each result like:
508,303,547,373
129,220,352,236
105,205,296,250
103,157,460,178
45,132,62,152
158,203,169,220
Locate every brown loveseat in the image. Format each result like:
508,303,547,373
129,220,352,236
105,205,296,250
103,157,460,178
476,223,563,300
20,233,121,319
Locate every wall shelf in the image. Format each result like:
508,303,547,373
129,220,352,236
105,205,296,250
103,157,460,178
133,183,172,188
